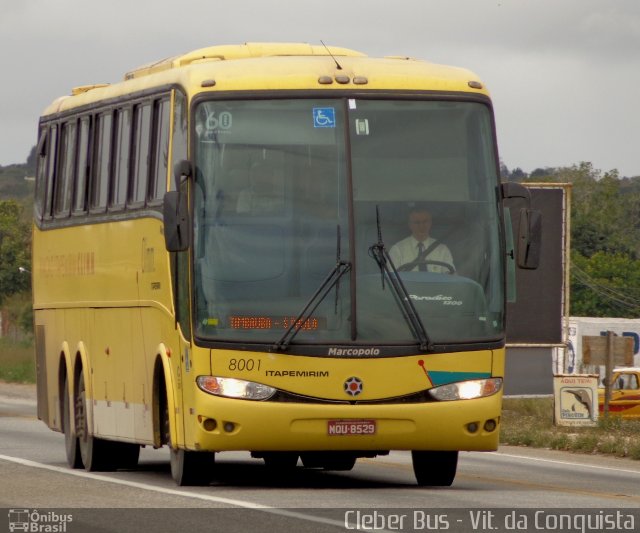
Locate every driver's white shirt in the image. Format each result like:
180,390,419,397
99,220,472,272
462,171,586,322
388,236,454,273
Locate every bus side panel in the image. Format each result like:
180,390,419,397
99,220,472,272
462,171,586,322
132,307,154,445
138,305,186,448
35,310,59,431
90,307,171,446
34,308,78,432
34,323,49,426
33,217,176,446
34,284,164,447
34,308,72,432
91,308,135,440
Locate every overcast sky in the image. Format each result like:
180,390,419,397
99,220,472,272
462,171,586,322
2,0,639,177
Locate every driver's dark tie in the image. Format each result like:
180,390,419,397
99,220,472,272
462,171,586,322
417,242,427,271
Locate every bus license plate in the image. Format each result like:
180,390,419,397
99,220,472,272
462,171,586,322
327,419,376,436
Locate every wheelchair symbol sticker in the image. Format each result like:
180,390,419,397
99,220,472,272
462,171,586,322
313,107,336,128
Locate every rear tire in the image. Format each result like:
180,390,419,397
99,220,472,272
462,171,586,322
63,374,82,469
412,450,458,486
76,371,140,471
170,448,215,486
76,371,111,471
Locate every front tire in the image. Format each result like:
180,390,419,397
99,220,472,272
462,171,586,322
170,448,215,486
159,371,214,486
412,450,458,486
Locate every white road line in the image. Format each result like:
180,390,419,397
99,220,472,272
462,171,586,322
377,450,640,477
0,397,36,406
491,451,640,476
0,453,367,531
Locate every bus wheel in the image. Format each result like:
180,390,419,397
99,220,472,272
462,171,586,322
75,372,140,470
63,374,82,469
411,450,458,486
170,448,215,486
75,372,112,471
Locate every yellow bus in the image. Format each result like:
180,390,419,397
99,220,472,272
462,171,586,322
33,42,539,486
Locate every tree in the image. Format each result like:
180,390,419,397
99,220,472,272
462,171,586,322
546,163,640,317
569,165,640,258
571,251,640,317
0,200,31,306
515,161,640,317
529,167,556,180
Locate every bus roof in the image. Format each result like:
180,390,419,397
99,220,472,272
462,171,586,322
124,42,367,79
42,42,489,117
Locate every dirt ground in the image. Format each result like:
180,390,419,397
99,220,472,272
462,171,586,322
0,380,36,400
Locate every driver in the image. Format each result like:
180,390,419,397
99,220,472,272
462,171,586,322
389,207,454,273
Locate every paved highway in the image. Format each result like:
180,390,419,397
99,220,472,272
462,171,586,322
1,383,639,532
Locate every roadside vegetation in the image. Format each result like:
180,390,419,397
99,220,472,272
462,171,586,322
501,397,640,460
0,151,35,385
0,337,35,383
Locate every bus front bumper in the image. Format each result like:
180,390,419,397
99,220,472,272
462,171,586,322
186,390,502,453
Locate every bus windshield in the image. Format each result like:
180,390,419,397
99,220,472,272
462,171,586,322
193,98,503,349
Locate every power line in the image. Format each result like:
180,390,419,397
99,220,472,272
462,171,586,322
571,262,640,314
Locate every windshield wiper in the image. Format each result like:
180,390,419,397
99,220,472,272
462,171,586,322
368,206,432,351
273,225,351,351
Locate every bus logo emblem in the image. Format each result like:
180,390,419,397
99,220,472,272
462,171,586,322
344,376,363,396
8,509,29,532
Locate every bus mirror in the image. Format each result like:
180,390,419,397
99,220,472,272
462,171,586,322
174,159,192,185
517,208,541,269
163,191,190,252
501,182,531,201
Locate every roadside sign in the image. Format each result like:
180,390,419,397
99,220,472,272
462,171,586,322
582,335,633,366
553,374,598,426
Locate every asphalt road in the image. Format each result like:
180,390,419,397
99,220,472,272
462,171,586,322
1,383,639,533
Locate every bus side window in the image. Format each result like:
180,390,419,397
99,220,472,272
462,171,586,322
54,120,77,218
111,107,132,210
34,128,48,221
170,90,188,192
130,102,152,206
73,116,92,215
44,124,58,221
90,111,112,212
149,97,171,202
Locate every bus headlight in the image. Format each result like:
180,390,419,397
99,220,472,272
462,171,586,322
197,376,276,400
428,378,502,401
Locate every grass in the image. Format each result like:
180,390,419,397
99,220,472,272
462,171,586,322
501,397,640,459
0,337,35,383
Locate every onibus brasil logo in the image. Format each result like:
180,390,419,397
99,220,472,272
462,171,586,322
8,509,73,532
